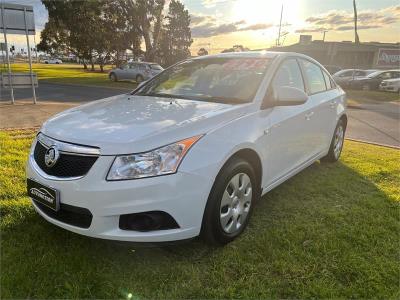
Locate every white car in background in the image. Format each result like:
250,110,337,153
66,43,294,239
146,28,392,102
27,52,347,245
379,78,400,93
44,58,62,64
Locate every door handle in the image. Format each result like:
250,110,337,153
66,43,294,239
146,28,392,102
330,100,337,108
305,111,314,120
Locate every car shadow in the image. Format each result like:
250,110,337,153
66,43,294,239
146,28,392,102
1,159,398,298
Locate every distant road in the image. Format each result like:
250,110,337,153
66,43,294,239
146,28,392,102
0,82,130,103
347,102,400,148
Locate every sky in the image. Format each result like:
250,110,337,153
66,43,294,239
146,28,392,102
1,0,399,55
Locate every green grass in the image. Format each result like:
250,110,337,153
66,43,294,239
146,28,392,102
0,63,137,89
346,89,399,106
1,130,399,299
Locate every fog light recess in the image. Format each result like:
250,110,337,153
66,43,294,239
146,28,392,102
119,211,180,232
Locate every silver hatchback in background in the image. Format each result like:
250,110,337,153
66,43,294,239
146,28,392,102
109,62,164,83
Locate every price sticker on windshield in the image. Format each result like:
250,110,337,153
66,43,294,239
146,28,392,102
222,58,270,71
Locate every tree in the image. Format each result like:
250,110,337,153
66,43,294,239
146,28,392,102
158,0,193,66
353,0,360,44
197,48,208,56
39,0,192,69
221,45,249,53
40,0,103,70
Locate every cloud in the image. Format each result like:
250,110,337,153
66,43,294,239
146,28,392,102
192,21,272,37
190,13,272,38
296,6,400,33
202,0,227,8
190,14,217,25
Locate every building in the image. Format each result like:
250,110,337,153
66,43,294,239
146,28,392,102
268,36,400,70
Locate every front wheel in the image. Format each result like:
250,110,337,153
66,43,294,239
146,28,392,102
321,119,346,163
201,158,259,245
136,74,144,83
109,73,118,82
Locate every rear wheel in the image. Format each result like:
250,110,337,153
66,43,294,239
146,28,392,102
321,119,346,163
109,73,118,82
201,158,259,245
136,74,144,83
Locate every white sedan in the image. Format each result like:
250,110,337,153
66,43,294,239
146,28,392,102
43,58,62,64
26,52,347,245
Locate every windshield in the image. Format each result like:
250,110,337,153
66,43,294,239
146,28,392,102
367,71,383,78
134,57,271,104
150,64,163,70
365,70,377,75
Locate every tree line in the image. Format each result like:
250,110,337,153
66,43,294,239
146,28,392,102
38,0,193,71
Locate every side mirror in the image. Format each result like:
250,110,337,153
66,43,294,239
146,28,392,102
261,86,308,109
273,86,308,106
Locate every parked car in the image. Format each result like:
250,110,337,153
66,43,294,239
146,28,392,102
109,62,164,83
324,65,342,75
379,78,400,93
26,52,347,245
333,69,376,87
43,58,62,64
349,69,400,91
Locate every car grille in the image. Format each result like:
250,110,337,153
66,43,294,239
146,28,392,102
33,141,98,178
33,200,92,229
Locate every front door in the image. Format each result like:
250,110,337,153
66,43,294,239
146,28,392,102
260,58,315,188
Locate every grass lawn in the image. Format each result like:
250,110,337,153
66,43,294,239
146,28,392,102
0,63,137,89
346,89,399,106
1,129,399,299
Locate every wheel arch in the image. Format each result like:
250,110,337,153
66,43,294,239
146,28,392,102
221,148,263,190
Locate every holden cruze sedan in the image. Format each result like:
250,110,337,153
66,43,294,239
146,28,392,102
27,52,347,245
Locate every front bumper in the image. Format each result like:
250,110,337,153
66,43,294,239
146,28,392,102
27,154,211,242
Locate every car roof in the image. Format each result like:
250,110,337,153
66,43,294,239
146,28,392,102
192,51,284,60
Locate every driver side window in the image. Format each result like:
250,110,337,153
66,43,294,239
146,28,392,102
272,59,305,92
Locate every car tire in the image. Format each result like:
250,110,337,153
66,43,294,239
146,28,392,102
109,73,118,82
321,119,346,163
136,74,144,83
201,157,260,245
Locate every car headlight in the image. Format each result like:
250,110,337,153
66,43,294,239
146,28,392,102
107,135,203,180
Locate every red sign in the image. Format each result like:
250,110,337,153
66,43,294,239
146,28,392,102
376,48,400,67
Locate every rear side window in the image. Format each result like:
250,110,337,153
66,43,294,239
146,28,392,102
322,71,332,90
301,60,326,94
340,70,353,77
272,58,305,92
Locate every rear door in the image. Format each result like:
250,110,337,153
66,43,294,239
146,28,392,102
299,59,337,153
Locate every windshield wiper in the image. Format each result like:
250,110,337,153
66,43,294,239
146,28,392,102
140,92,197,101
